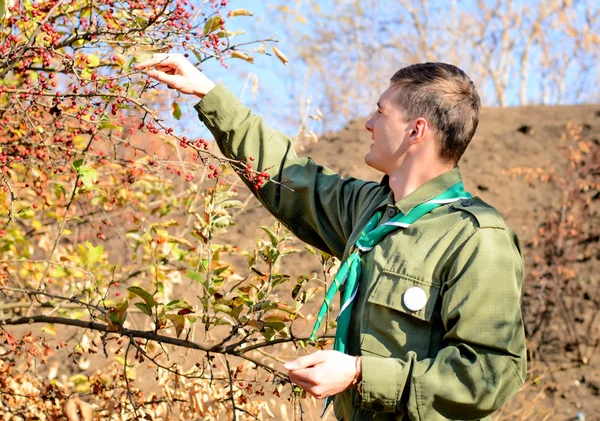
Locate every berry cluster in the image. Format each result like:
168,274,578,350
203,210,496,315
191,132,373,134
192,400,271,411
241,157,270,190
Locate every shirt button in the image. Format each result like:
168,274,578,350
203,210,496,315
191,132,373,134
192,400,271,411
372,401,384,411
462,198,473,207
403,287,427,311
387,208,397,218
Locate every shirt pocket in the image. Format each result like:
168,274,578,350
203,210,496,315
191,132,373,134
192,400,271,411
362,270,440,359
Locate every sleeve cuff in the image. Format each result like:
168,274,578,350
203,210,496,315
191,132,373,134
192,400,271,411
193,84,243,132
360,355,408,412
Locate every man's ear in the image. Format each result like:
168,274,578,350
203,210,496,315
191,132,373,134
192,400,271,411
408,117,428,145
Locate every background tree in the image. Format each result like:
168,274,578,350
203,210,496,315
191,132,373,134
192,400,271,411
0,0,328,419
258,0,600,132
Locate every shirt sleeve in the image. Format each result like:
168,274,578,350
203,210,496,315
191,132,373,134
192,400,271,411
359,227,527,420
194,84,384,259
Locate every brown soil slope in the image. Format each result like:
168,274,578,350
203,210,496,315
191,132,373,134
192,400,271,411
229,104,600,273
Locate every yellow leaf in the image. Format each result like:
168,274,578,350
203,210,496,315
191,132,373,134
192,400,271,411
229,8,254,17
42,324,57,336
272,47,288,65
165,235,193,248
257,44,266,54
231,51,254,64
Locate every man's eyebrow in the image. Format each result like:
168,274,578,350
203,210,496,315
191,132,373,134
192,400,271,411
377,102,382,110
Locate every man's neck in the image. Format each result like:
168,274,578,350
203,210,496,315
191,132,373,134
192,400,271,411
387,158,455,202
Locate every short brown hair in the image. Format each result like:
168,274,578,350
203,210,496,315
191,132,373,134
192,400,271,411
390,62,480,164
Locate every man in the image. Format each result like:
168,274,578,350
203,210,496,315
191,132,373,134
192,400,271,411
136,54,527,420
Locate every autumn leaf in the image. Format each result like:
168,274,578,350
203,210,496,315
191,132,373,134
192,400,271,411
272,47,288,65
228,8,254,17
166,314,185,337
231,51,254,64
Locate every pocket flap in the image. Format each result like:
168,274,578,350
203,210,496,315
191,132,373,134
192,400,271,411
367,271,440,322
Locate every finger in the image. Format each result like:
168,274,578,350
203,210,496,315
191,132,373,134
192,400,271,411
288,367,316,385
153,65,176,75
63,399,79,421
134,53,176,70
146,69,179,87
284,351,328,371
78,401,93,421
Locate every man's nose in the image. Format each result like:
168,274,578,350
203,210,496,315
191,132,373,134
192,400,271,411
365,116,374,132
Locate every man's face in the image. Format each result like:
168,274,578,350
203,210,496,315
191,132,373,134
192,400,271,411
364,85,412,175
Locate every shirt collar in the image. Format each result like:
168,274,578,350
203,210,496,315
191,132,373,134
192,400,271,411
379,166,464,215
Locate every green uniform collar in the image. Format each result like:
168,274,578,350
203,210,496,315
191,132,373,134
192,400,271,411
379,166,464,215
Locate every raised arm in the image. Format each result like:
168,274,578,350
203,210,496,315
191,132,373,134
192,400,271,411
136,54,386,258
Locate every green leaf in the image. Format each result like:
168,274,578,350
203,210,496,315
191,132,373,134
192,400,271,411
216,29,245,39
211,216,231,228
69,374,89,385
220,200,243,209
265,319,287,332
86,54,100,68
204,16,223,34
99,122,120,130
186,270,205,285
0,0,8,22
261,226,279,246
72,159,84,170
214,317,234,326
80,167,97,188
165,299,192,311
108,300,129,326
291,283,302,300
172,101,182,120
213,303,233,314
135,302,153,317
73,162,97,188
80,68,92,80
85,241,103,265
127,286,157,307
305,245,317,256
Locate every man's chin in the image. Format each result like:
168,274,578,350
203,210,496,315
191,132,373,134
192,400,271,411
364,154,378,171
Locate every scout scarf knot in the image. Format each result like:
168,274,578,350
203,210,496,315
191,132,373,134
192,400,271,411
308,181,472,415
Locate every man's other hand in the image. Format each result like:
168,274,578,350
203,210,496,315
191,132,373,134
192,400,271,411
134,53,216,98
284,350,359,399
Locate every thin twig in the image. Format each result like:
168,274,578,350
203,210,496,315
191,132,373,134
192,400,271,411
224,356,238,421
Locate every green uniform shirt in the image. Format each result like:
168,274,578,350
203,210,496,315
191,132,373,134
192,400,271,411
195,85,527,421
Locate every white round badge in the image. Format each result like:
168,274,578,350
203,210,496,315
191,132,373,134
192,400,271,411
403,287,427,312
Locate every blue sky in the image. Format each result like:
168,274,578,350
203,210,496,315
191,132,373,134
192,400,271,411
173,0,597,140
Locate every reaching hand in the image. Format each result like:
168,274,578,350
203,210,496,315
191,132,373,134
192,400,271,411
284,350,360,399
134,53,216,98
